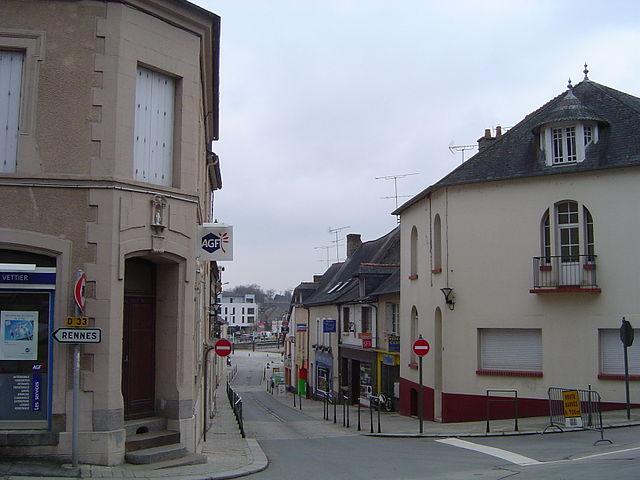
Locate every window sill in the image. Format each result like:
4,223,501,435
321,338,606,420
598,374,640,381
539,265,552,272
408,274,418,281
476,369,543,378
431,267,442,274
408,362,418,370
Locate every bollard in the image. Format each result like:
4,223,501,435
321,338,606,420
293,390,296,408
370,401,374,433
334,395,337,424
377,396,381,433
299,391,302,410
342,396,346,427
357,403,361,431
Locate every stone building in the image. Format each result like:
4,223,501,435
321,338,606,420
0,0,222,465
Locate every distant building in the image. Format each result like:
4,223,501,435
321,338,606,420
218,293,258,332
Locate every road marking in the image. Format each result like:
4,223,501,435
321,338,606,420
436,438,541,466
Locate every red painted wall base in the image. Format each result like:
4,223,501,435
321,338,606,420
400,376,640,423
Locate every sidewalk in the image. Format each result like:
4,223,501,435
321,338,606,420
267,387,640,438
0,384,267,480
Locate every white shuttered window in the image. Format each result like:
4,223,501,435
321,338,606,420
479,328,542,372
0,51,24,173
600,329,640,375
134,66,175,186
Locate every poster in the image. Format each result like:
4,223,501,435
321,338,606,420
1,311,38,361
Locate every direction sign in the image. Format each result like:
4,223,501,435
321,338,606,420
214,338,233,357
53,328,101,344
65,316,89,328
413,338,430,357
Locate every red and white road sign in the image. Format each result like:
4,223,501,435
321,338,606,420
74,272,86,313
214,338,233,357
413,338,430,357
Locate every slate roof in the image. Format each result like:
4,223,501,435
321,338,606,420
393,80,640,214
303,227,400,307
369,269,400,297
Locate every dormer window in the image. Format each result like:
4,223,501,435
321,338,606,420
552,126,577,164
541,122,598,167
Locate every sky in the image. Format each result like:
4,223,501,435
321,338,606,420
194,0,640,292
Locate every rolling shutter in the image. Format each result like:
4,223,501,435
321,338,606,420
480,328,542,372
0,50,24,173
134,66,175,186
600,329,640,375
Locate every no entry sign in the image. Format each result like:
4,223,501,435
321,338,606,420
214,338,233,357
413,338,430,357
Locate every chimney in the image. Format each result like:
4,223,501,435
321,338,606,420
313,275,322,283
477,128,494,151
495,125,502,137
346,233,362,257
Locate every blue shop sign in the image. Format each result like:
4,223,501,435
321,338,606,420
387,335,400,353
0,271,56,286
322,319,336,333
383,355,396,366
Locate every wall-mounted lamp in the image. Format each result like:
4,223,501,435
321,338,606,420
440,287,455,310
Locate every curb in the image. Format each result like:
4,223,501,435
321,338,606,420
202,438,268,480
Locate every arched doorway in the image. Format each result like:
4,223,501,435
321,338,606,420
434,307,443,421
122,258,156,420
410,388,418,416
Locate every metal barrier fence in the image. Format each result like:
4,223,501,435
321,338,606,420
226,382,245,438
486,389,519,433
544,387,611,445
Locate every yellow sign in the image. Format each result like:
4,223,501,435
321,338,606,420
65,316,89,328
562,390,582,418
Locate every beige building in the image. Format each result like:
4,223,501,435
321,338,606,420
394,76,640,423
0,0,223,465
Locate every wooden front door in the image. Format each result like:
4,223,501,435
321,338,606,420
122,296,155,420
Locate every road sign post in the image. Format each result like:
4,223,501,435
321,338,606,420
413,336,430,435
621,317,634,420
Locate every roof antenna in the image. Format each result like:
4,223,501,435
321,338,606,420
328,226,350,262
375,173,419,223
448,141,477,164
583,62,589,81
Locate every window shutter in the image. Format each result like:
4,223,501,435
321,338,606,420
0,51,24,173
480,329,542,372
600,329,640,375
134,66,174,186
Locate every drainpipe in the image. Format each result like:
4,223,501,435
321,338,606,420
203,344,216,442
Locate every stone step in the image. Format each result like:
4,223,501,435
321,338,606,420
124,417,167,438
125,430,180,452
125,443,186,465
145,453,208,470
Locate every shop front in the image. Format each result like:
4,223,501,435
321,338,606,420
376,351,400,411
314,351,333,397
339,345,377,406
0,261,56,430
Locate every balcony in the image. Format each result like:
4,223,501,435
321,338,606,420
531,255,600,294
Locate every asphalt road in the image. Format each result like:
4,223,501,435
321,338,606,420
230,351,640,480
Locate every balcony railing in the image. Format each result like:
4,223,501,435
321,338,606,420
531,255,600,293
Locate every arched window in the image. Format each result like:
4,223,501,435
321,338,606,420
541,209,551,262
410,306,419,364
410,226,418,279
433,214,442,272
538,201,596,287
584,206,595,261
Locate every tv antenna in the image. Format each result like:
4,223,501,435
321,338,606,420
328,226,350,262
448,141,477,164
376,173,419,222
314,245,332,270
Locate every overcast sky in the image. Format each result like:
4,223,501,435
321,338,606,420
194,0,640,292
